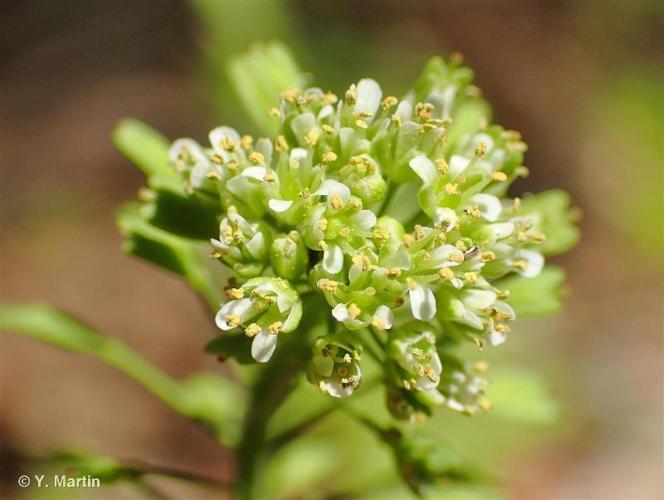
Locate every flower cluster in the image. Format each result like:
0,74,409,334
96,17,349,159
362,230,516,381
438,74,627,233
168,56,564,419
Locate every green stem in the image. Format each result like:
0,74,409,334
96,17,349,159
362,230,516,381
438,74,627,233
234,293,328,500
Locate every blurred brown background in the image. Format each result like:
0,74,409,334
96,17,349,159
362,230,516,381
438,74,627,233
1,1,662,499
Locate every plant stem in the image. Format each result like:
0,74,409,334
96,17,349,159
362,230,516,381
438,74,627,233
234,293,328,500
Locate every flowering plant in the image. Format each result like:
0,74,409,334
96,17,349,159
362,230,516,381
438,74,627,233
1,44,578,498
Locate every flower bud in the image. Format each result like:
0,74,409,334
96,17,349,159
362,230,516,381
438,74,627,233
270,231,308,281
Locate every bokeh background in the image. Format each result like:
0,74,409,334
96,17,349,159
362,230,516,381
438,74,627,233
1,1,662,498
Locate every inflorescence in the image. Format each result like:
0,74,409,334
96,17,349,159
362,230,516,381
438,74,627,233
168,57,554,419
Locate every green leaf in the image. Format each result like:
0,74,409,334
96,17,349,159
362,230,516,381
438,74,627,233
226,41,302,135
0,304,243,445
116,203,220,309
488,367,559,424
518,190,580,256
144,181,221,241
496,265,566,317
112,118,177,180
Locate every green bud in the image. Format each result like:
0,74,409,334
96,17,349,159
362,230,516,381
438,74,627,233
270,231,308,281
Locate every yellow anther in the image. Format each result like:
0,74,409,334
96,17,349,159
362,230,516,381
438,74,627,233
348,303,361,319
244,323,261,337
513,259,528,270
269,107,282,118
388,267,402,278
305,129,320,146
464,272,479,284
298,188,310,198
439,267,455,280
414,225,425,240
444,183,458,195
474,361,490,374
206,170,222,181
474,142,488,157
342,353,352,364
415,102,434,121
268,321,283,334
329,194,344,209
263,171,275,183
318,240,328,251
275,135,289,153
281,88,300,103
339,227,351,238
345,84,357,105
323,91,338,104
224,314,241,328
355,119,368,129
466,206,481,218
516,231,528,243
491,171,508,181
210,153,224,165
382,96,398,109
317,218,328,231
435,158,449,174
531,232,546,243
322,124,335,134
494,322,511,333
391,114,402,127
481,251,496,262
248,152,264,164
512,197,522,211
317,279,338,293
372,227,390,243
478,399,493,411
220,138,237,152
450,252,465,264
403,234,415,247
241,135,254,151
406,277,417,290
226,288,244,300
322,151,337,164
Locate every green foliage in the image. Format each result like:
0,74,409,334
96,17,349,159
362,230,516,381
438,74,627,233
518,190,580,256
497,265,566,317
117,203,221,308
227,41,303,136
488,367,560,424
0,304,244,446
113,118,177,180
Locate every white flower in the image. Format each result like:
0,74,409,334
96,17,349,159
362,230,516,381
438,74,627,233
512,249,544,278
409,155,437,185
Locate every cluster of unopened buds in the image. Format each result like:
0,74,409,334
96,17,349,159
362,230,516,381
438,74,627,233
169,57,552,419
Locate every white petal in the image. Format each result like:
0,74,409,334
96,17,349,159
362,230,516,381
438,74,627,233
351,210,377,230
251,332,278,363
395,100,412,121
434,207,458,231
323,244,344,274
332,303,350,322
487,329,507,346
374,305,394,329
268,199,293,213
246,232,266,259
449,155,470,176
323,381,354,398
409,155,437,185
316,180,351,204
431,244,464,267
355,79,382,116
487,222,515,239
468,194,502,222
348,263,363,284
461,310,484,330
514,249,544,278
409,284,437,321
190,161,211,188
169,138,206,164
209,126,240,151
318,104,334,120
463,289,497,310
215,298,253,330
241,166,267,180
